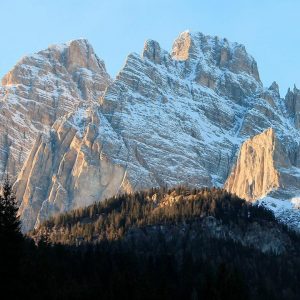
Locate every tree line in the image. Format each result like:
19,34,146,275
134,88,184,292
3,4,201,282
36,186,277,245
1,181,300,299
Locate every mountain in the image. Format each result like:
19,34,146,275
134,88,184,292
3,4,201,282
225,127,300,230
0,39,111,178
1,30,300,231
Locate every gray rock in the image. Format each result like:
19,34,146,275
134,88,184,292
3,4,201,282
0,39,111,179
3,30,300,231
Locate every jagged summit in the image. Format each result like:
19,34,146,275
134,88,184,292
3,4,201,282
171,31,261,82
48,38,90,50
140,31,261,85
142,39,170,64
268,81,280,96
47,38,107,74
1,30,300,232
0,39,111,178
2,38,109,87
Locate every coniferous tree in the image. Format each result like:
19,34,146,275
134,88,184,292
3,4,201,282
0,176,21,238
0,176,22,293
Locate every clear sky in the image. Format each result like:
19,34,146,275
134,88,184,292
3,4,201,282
1,0,299,95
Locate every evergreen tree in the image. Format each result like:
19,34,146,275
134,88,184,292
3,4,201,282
0,176,21,238
0,176,23,294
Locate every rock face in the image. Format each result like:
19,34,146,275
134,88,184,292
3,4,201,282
225,128,280,201
16,107,130,231
0,39,111,178
225,128,300,230
3,30,300,231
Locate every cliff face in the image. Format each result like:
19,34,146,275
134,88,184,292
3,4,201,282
0,39,111,178
225,128,300,230
16,107,131,231
224,128,280,201
2,30,300,231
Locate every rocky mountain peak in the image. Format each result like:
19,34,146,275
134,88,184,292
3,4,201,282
171,30,192,61
60,39,107,74
268,81,280,97
3,30,300,232
142,39,169,64
0,39,111,178
171,31,261,83
2,39,109,87
284,84,300,127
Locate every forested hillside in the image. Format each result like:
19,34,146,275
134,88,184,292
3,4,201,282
2,184,300,299
25,187,300,299
33,187,289,249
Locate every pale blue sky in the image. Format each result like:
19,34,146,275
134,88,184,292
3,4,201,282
1,0,299,95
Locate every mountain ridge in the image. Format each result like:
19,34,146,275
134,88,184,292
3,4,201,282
16,186,300,300
1,30,300,231
30,186,295,255
0,38,111,178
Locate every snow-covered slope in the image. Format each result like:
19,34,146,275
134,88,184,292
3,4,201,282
0,39,111,178
5,31,300,231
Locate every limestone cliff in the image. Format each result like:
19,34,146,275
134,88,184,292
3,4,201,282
225,128,300,230
6,30,300,231
224,128,281,201
0,39,111,178
16,106,132,231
